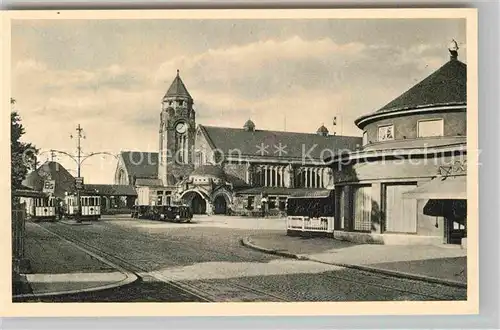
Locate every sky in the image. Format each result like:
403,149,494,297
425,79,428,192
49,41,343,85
11,18,466,184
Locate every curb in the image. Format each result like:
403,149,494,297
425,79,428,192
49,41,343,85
60,220,93,226
240,237,467,289
14,224,139,300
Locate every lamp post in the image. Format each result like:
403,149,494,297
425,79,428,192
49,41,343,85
49,124,119,223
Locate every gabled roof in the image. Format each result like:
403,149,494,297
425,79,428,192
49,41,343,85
22,161,76,198
355,58,466,127
84,184,137,196
199,125,362,160
120,151,158,179
225,173,249,188
163,71,192,99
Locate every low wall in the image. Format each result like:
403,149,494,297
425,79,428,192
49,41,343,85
334,230,442,245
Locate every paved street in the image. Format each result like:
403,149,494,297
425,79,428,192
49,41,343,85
24,215,466,302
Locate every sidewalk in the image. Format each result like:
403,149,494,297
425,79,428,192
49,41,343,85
13,222,137,300
242,233,467,287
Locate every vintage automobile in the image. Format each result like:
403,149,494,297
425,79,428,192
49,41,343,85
131,204,193,223
157,204,193,223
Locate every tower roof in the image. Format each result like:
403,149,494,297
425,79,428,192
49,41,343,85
355,43,466,127
163,70,192,99
317,124,329,134
243,119,256,131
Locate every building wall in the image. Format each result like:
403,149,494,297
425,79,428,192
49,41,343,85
361,110,466,146
194,129,216,166
333,153,466,184
332,152,465,237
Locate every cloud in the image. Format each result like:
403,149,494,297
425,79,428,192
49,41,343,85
11,30,465,184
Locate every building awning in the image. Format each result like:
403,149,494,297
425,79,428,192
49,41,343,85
403,175,466,200
12,189,48,198
290,189,332,198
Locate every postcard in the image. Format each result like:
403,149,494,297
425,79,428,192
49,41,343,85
1,8,478,317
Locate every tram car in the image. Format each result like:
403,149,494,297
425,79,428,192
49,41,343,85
28,195,61,222
64,194,102,221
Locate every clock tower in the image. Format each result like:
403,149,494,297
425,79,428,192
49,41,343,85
158,70,196,186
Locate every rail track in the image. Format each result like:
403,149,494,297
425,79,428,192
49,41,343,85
34,220,466,302
34,223,290,302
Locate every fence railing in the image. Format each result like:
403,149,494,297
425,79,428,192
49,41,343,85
286,216,334,233
12,207,26,275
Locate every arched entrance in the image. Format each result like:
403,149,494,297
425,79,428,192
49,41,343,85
181,190,208,215
191,193,207,214
213,195,227,215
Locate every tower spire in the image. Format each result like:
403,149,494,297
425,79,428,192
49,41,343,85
448,39,459,61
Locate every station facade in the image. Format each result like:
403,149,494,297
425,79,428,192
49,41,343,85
114,71,362,215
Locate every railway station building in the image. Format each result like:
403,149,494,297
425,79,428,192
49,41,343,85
327,42,467,245
114,71,362,215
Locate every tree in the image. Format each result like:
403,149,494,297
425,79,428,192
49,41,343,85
11,99,38,190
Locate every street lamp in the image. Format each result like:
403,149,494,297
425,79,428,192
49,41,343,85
49,124,119,223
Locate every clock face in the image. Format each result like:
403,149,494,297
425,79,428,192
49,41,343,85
176,122,187,134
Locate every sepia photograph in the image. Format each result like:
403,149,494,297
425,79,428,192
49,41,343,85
3,9,478,317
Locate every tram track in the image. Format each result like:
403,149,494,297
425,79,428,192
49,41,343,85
36,220,465,302
36,222,291,302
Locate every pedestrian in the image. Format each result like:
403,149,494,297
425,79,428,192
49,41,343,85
260,195,268,218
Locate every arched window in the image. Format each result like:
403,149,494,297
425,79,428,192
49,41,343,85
175,132,189,164
118,169,127,185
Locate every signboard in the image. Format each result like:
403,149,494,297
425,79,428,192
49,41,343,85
42,180,56,194
75,177,84,190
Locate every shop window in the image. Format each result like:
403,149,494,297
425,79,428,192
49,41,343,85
339,188,345,230
362,131,368,146
353,185,372,231
378,125,394,142
418,119,444,137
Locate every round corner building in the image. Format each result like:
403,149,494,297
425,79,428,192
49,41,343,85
330,41,467,245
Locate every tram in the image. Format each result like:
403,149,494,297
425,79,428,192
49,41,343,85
64,194,102,221
29,195,60,222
